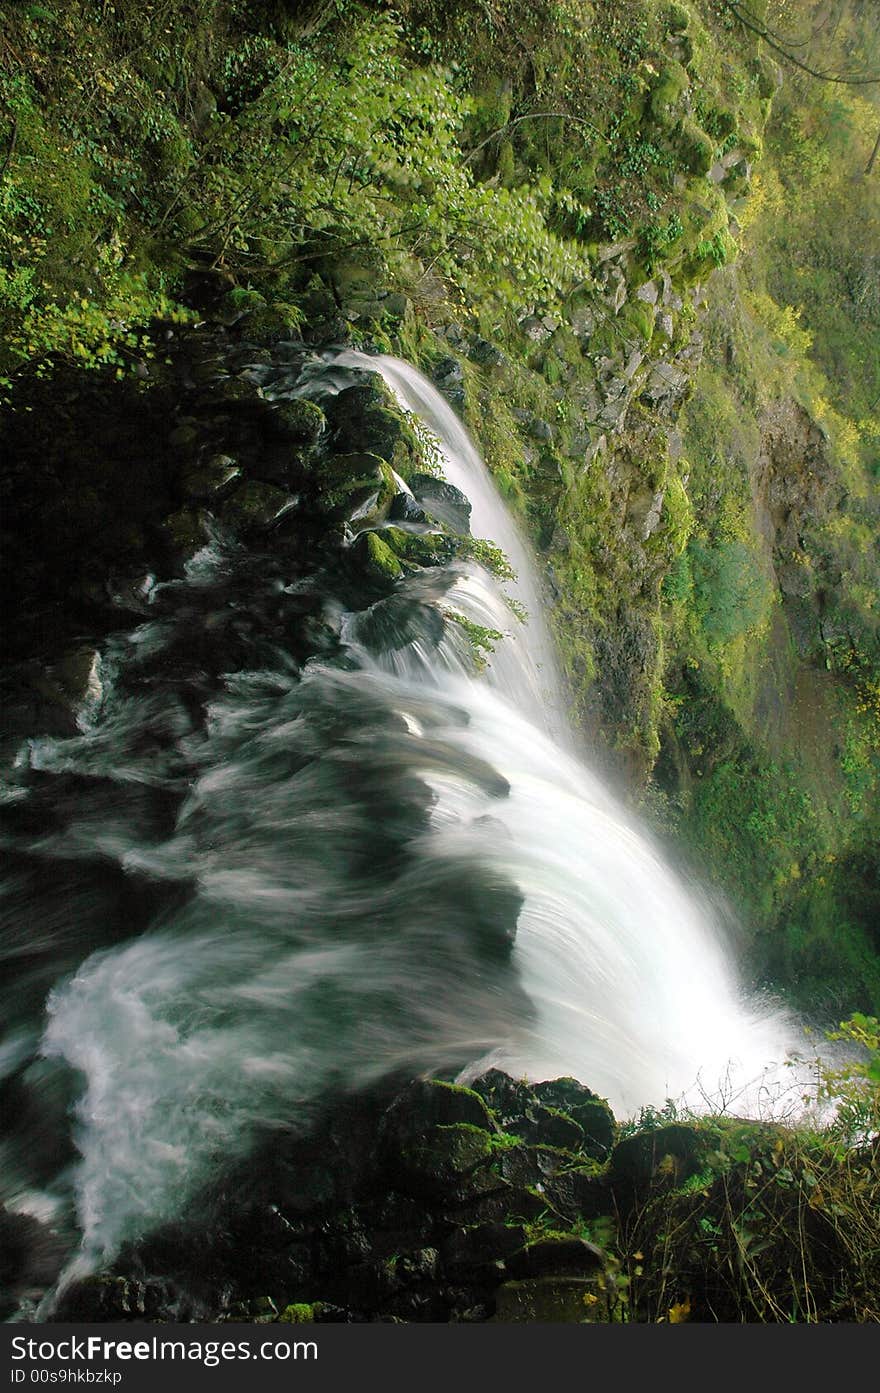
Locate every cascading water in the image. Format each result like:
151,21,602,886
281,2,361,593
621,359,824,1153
320,354,809,1105
0,351,812,1307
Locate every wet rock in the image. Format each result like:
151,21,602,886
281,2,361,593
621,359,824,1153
532,1079,616,1158
506,1237,606,1279
388,491,428,525
385,1125,497,1203
317,452,395,526
162,505,210,553
239,303,302,347
610,1123,707,1190
326,382,423,476
52,646,103,718
0,1209,67,1320
440,1223,527,1276
469,338,505,368
270,398,326,444
168,421,200,450
492,1275,612,1322
545,1167,612,1221
352,593,446,655
53,1275,176,1323
432,356,466,407
470,1069,534,1125
351,532,404,582
182,453,241,500
218,481,294,533
382,1080,495,1140
449,1187,550,1227
395,1247,439,1283
407,475,472,533
494,1144,572,1190
380,526,454,569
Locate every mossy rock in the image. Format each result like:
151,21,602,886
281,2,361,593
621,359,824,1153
649,62,690,127
382,1080,496,1140
677,117,714,176
619,298,656,345
217,481,293,532
544,1166,612,1222
378,526,455,568
664,3,690,33
221,288,266,321
609,1123,710,1191
326,381,426,480
532,1078,617,1158
393,1124,498,1201
315,452,395,524
352,531,404,582
161,506,209,553
492,1275,613,1323
279,1303,320,1323
148,126,193,178
493,1143,575,1190
506,1236,607,1280
240,303,301,346
270,398,326,444
181,454,241,500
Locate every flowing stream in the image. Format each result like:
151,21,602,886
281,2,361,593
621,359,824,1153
0,352,810,1299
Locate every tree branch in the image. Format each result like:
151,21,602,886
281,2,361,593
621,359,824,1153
724,2,880,85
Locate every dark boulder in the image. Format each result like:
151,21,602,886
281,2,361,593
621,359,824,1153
533,1078,617,1158
506,1236,606,1279
609,1122,707,1192
388,491,428,525
407,475,472,533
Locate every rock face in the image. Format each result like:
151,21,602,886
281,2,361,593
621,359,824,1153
50,1073,624,1326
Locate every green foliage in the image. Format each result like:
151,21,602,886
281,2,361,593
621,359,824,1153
443,611,504,671
456,535,517,582
638,212,684,270
688,537,771,644
819,1015,880,1149
623,1109,880,1322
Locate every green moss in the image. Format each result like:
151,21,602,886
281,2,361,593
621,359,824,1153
381,527,453,567
279,1303,318,1323
660,472,693,556
619,298,656,344
676,117,714,176
664,4,690,34
361,532,404,580
649,62,689,126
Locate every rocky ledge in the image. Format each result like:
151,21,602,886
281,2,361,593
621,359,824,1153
51,1071,631,1324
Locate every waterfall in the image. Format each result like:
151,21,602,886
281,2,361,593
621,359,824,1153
0,352,811,1289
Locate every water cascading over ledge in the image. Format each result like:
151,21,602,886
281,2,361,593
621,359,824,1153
0,341,809,1314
